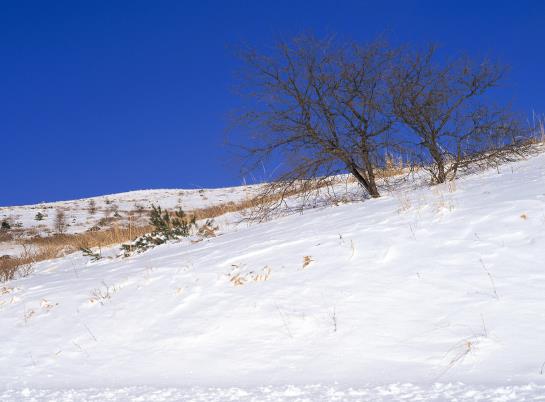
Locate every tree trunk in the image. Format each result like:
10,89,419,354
360,147,380,198
349,165,380,198
432,159,447,183
427,140,447,183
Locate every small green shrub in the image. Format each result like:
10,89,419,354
80,247,102,262
121,205,196,255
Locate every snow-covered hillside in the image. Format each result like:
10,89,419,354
0,185,260,238
1,152,545,400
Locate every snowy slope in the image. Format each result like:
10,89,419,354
0,184,261,239
1,152,545,400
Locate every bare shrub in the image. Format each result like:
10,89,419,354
241,176,355,221
88,199,97,215
0,244,36,282
0,230,13,242
54,209,68,234
89,281,118,305
0,256,18,282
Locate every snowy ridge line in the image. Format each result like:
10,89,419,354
0,184,263,238
0,185,263,210
3,383,545,401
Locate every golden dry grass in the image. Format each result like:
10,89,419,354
1,224,153,281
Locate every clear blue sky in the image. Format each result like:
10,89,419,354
1,1,544,206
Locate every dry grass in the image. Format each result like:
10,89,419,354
0,192,280,282
27,224,154,252
0,257,28,282
228,265,272,286
1,224,153,282
0,231,13,242
395,190,413,213
377,154,407,179
0,245,36,282
302,256,313,269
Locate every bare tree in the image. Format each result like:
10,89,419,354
389,46,527,183
88,199,97,215
237,35,399,200
54,209,68,234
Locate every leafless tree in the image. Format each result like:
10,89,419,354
54,209,68,234
389,46,529,183
236,35,400,201
88,199,97,215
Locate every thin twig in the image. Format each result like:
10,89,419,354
480,258,499,300
274,304,293,338
480,313,488,337
83,323,98,342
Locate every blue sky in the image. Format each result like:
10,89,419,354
1,1,544,206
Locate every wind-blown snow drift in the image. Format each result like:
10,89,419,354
1,151,545,399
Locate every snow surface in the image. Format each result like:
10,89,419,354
2,383,545,401
2,151,545,400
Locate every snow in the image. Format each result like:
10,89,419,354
2,383,545,401
1,151,545,399
0,185,262,237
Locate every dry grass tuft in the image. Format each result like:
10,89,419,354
228,265,272,286
302,256,313,269
395,191,412,213
1,225,153,282
0,245,36,282
376,154,407,179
